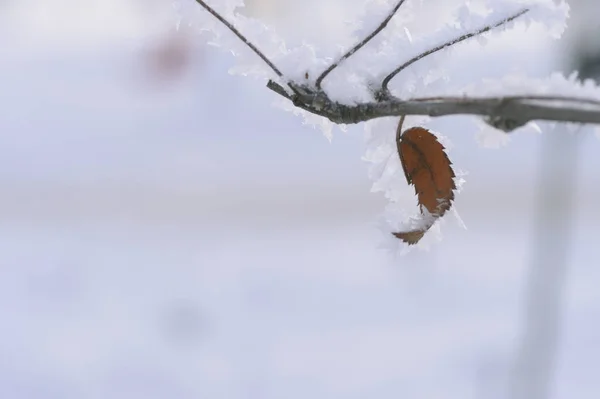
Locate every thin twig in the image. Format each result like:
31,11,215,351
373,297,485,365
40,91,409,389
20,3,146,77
315,0,408,90
266,81,334,119
380,8,529,93
193,0,284,78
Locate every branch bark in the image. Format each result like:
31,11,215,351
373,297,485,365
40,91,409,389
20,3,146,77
267,80,600,128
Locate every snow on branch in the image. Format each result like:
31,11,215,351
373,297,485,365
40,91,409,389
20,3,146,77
378,8,529,95
267,80,600,129
314,0,409,90
190,0,600,132
193,0,284,78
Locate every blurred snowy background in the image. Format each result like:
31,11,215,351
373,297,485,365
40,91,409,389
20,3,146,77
0,0,599,398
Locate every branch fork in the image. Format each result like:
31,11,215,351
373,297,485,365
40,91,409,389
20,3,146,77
193,0,600,130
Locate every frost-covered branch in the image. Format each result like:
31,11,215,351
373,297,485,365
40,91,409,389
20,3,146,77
379,8,530,95
192,0,600,131
315,0,408,90
267,80,600,129
193,0,284,78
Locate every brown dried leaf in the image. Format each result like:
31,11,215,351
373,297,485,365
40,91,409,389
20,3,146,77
392,230,426,245
392,123,457,245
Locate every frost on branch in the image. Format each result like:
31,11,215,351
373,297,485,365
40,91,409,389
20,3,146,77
183,0,600,249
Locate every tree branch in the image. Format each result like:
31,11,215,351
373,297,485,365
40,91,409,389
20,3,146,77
380,8,529,94
193,0,284,78
266,80,600,128
194,1,600,130
315,0,408,90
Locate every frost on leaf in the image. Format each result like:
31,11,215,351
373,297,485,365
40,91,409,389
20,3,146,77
392,121,457,245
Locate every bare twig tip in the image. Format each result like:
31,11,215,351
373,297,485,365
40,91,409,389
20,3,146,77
193,0,284,78
315,0,408,90
381,8,530,91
